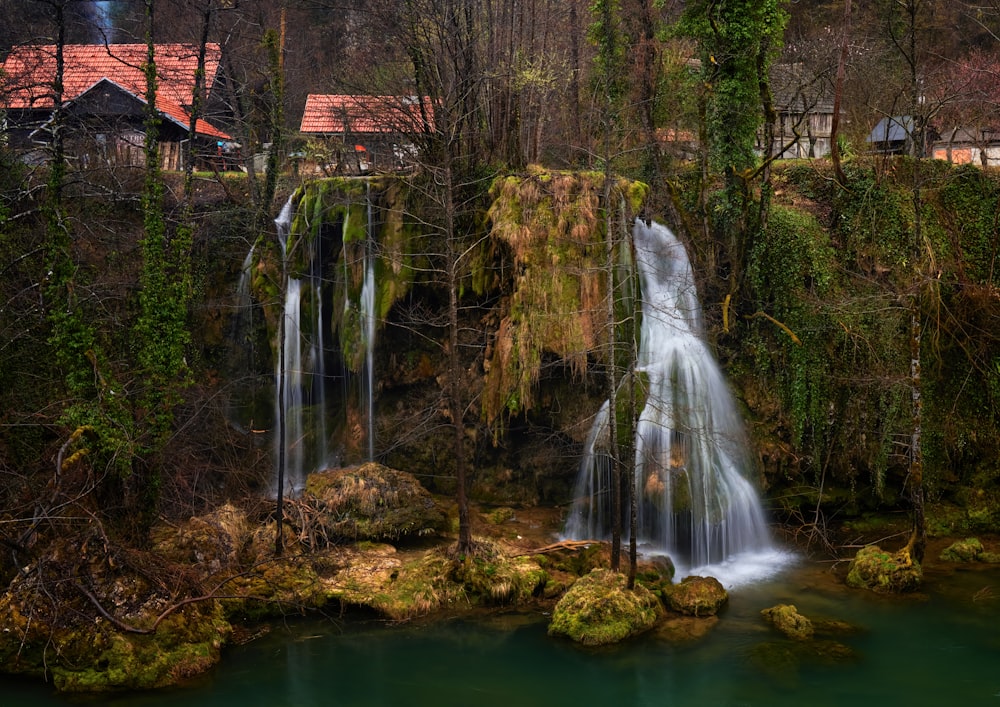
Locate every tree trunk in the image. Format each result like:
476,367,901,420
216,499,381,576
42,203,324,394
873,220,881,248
830,0,851,185
445,160,472,555
604,172,621,573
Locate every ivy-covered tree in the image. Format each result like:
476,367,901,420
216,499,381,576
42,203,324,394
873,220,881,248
677,0,788,289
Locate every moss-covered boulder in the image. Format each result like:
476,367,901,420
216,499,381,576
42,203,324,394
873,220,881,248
322,539,547,621
0,536,231,693
152,502,251,577
304,462,448,541
846,545,922,593
939,537,984,563
548,568,663,646
761,604,814,640
663,575,728,617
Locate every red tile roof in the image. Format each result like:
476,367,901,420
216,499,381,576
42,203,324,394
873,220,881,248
1,43,228,138
299,94,433,135
72,78,230,140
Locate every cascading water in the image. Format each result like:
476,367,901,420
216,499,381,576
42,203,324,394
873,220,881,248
269,189,381,496
359,185,377,460
565,219,778,578
272,196,332,496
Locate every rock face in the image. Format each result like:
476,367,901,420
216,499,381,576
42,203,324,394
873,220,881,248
846,545,922,593
303,462,448,541
663,575,728,617
761,604,814,640
548,569,663,646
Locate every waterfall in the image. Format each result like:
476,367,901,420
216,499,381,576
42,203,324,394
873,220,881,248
565,220,777,576
360,185,377,460
339,189,378,462
272,196,332,496
268,187,382,496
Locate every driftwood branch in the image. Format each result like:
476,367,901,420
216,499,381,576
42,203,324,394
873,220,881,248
72,559,316,635
510,539,607,557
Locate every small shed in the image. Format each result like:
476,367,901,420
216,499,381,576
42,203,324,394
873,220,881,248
759,63,839,159
299,94,433,173
866,116,915,155
54,77,230,169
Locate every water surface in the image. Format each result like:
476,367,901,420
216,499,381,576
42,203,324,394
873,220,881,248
4,560,999,706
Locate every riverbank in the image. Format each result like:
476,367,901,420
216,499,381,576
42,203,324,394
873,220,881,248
2,474,997,696
4,528,999,706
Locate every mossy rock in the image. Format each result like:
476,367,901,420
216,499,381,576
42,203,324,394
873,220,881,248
846,545,922,594
663,575,728,617
761,604,814,640
304,462,448,542
447,540,548,606
151,503,251,577
46,602,231,692
223,555,329,621
325,539,547,621
634,555,676,599
544,542,611,577
939,537,984,563
548,568,663,646
0,551,231,692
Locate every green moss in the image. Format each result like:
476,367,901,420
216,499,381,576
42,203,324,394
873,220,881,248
662,575,728,617
761,604,814,640
3,600,231,693
336,541,547,621
482,169,648,431
939,537,984,563
548,568,662,646
225,556,328,621
846,545,922,594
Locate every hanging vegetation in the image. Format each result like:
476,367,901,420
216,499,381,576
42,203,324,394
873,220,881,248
481,168,648,428
252,178,425,374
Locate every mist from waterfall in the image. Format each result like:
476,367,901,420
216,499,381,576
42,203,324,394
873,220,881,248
565,220,781,582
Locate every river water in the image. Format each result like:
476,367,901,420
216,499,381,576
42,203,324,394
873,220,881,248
3,556,998,706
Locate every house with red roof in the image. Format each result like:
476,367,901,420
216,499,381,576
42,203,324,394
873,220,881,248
299,94,433,173
1,43,233,170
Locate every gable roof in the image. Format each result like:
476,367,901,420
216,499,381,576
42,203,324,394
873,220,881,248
68,77,230,140
1,43,228,139
771,63,835,114
867,116,913,144
300,94,433,135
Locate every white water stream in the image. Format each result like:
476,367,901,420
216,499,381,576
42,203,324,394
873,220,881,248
565,220,784,583
271,193,378,496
